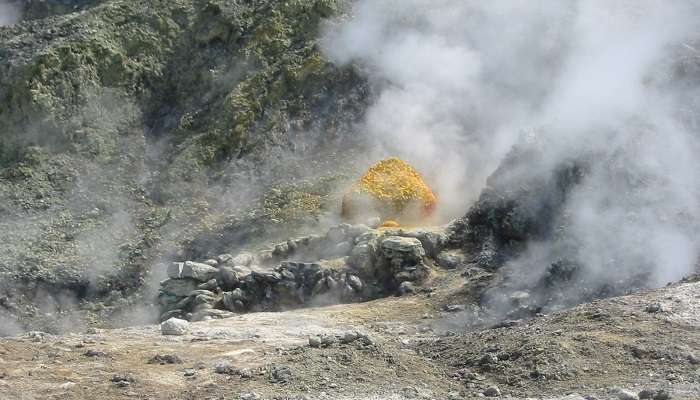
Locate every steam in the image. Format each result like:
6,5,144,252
0,0,21,26
323,1,700,298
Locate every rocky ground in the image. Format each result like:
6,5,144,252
1,262,698,400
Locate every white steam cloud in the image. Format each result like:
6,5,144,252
0,1,21,26
323,1,700,292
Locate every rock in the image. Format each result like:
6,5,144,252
223,289,247,311
269,364,291,383
349,241,376,277
240,393,261,400
638,390,655,399
217,254,234,265
182,261,219,282
237,368,253,379
83,349,107,357
320,334,337,347
308,336,322,348
59,382,76,390
653,390,671,400
161,279,198,297
398,281,415,296
444,304,466,312
687,353,699,365
147,354,183,364
183,369,196,377
340,331,360,344
346,275,363,292
483,386,500,397
381,236,425,255
218,266,240,289
167,262,184,279
111,373,136,386
197,279,218,291
612,388,639,400
645,303,663,313
215,360,235,374
203,259,218,266
232,252,254,267
436,250,464,269
160,318,189,336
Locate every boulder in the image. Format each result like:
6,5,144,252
167,262,185,279
231,252,254,267
161,318,189,336
161,279,198,297
182,261,219,282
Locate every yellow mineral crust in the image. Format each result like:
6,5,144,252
342,157,437,224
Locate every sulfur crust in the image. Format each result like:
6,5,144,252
349,157,437,211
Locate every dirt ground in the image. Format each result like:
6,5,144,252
0,268,698,400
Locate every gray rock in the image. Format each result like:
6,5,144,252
346,275,363,292
349,241,376,276
232,252,254,267
444,304,466,312
218,266,239,289
398,281,415,296
203,259,218,267
239,393,261,400
183,369,196,377
197,279,218,291
333,241,353,256
381,236,425,255
308,335,322,348
223,289,247,311
182,261,219,282
653,390,671,400
320,334,337,346
687,352,699,364
160,318,189,336
167,262,184,279
215,359,234,374
612,388,639,400
482,386,500,397
217,254,234,265
161,279,198,297
340,331,360,344
436,250,464,269
645,302,663,313
638,390,655,399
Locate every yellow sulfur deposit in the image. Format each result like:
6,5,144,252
342,157,437,225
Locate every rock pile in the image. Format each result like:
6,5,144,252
157,224,445,321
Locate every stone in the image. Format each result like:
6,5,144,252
218,266,239,289
167,262,184,279
197,279,218,291
217,254,234,264
638,390,655,399
203,259,218,266
349,241,376,276
269,365,291,383
223,289,247,311
340,331,360,344
645,303,663,313
160,318,189,336
444,304,466,312
182,261,219,282
308,336,322,348
147,354,183,364
232,252,254,267
687,352,699,364
653,390,671,400
398,281,415,296
161,279,198,297
183,369,196,377
381,236,425,255
59,382,76,390
346,275,363,292
612,389,639,400
482,386,500,397
436,250,464,269
215,360,234,374
320,334,337,347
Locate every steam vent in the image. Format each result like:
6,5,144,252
341,157,437,226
